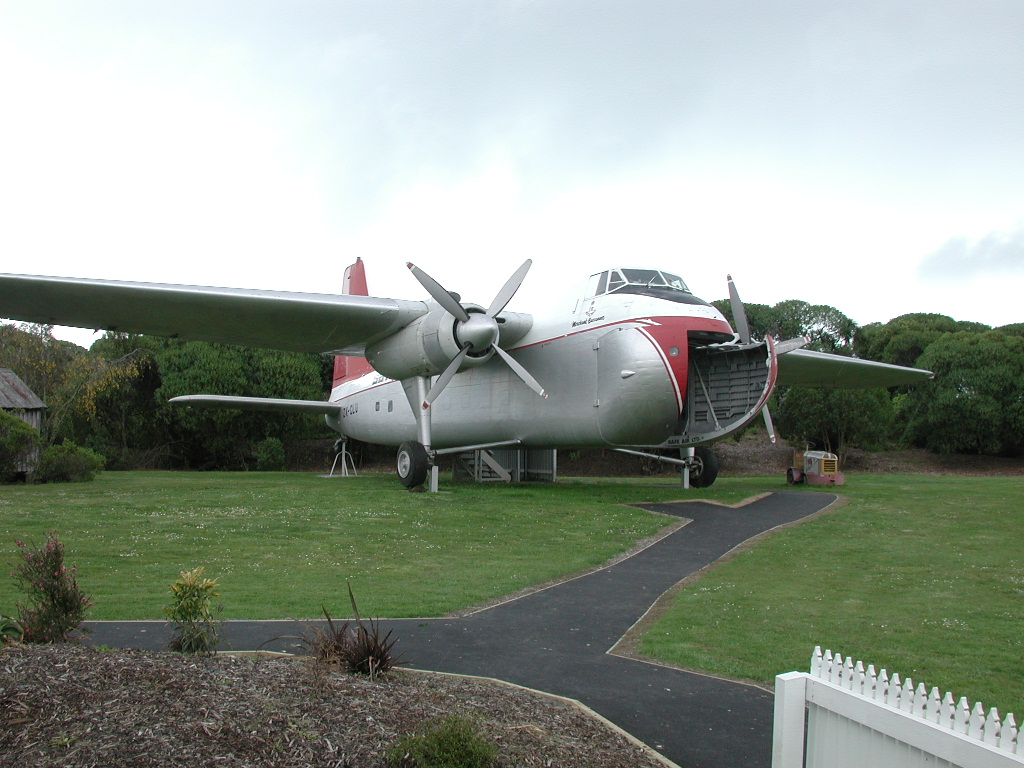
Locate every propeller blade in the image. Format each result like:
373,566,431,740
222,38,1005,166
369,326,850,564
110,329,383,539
407,263,470,322
762,405,777,444
727,274,751,344
423,344,471,408
493,345,547,398
486,259,532,318
775,336,811,355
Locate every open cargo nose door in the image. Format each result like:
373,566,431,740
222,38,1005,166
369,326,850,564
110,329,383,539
668,337,778,446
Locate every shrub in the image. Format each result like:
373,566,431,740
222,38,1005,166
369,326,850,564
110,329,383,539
12,533,92,643
303,607,354,664
302,584,404,678
165,567,222,655
0,409,40,482
253,436,286,470
385,715,499,768
36,441,105,482
0,615,24,645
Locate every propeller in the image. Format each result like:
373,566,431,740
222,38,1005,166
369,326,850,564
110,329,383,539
407,260,547,408
727,274,777,443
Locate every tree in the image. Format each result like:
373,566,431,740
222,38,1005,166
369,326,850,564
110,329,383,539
855,313,990,368
86,334,328,469
0,323,146,446
712,299,857,353
87,334,166,469
996,323,1024,338
712,300,775,341
152,340,327,468
901,331,1024,456
775,386,893,456
0,409,41,482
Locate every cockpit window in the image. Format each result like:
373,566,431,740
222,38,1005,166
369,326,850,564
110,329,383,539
585,268,707,307
616,269,691,294
585,271,610,298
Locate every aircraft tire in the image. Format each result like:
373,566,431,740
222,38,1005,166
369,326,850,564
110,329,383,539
689,446,720,488
396,441,430,488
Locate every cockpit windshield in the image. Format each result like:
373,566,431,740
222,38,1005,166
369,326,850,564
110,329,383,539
585,268,708,306
612,269,689,293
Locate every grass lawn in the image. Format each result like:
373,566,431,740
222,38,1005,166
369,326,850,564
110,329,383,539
2,470,1020,720
640,474,1024,719
0,471,734,621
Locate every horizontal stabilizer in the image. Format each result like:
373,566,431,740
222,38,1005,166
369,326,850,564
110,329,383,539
169,395,343,415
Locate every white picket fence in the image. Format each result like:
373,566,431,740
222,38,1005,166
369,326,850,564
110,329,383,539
772,647,1023,768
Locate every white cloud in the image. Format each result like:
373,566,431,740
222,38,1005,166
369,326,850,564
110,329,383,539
919,225,1024,280
2,0,1024,342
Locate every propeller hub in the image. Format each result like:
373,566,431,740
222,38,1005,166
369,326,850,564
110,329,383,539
457,311,499,356
407,260,547,408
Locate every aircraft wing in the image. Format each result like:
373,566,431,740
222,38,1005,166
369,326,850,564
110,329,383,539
777,348,932,388
0,274,427,355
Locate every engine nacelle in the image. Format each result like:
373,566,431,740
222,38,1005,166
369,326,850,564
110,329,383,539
365,306,533,381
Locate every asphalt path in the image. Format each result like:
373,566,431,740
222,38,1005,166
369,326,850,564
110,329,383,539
87,490,836,768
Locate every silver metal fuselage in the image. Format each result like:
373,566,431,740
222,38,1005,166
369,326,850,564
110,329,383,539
328,290,734,450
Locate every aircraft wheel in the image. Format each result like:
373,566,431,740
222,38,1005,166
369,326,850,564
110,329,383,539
689,446,720,488
396,441,429,488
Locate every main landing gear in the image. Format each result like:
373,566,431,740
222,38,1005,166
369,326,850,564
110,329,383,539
396,441,430,489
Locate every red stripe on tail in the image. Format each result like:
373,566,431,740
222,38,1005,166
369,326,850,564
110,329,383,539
333,258,375,388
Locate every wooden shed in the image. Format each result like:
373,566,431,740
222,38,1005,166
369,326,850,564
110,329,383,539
0,368,46,474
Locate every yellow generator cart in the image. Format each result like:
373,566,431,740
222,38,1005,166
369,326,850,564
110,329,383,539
787,450,845,486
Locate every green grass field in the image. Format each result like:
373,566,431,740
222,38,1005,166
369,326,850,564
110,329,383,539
2,470,1020,719
0,471,715,620
640,474,1024,718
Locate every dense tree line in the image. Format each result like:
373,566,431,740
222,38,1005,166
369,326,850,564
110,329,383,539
712,301,1024,459
0,325,328,470
2,298,1023,470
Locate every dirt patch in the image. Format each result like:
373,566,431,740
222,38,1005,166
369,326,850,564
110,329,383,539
713,435,1024,477
291,436,1024,479
1,644,671,768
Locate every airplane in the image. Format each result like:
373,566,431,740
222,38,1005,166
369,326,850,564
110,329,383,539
0,260,931,491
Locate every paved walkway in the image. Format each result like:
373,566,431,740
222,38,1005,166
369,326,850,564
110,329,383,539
87,490,836,768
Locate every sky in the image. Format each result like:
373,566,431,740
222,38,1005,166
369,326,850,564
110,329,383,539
2,1,1023,348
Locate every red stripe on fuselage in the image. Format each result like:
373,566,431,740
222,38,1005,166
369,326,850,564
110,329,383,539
513,314,733,352
514,314,730,413
636,319,691,412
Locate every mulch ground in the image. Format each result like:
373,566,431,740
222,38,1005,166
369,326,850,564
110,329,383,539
1,644,669,768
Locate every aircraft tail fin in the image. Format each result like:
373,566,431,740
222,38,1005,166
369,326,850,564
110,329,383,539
333,258,375,388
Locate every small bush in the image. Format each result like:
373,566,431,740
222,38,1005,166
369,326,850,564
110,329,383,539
12,533,92,643
165,567,222,655
302,585,404,678
36,441,105,483
0,615,24,645
253,437,286,471
0,410,40,483
303,607,354,664
385,715,499,768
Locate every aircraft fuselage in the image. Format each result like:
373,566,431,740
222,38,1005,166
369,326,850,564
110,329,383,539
329,288,737,449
